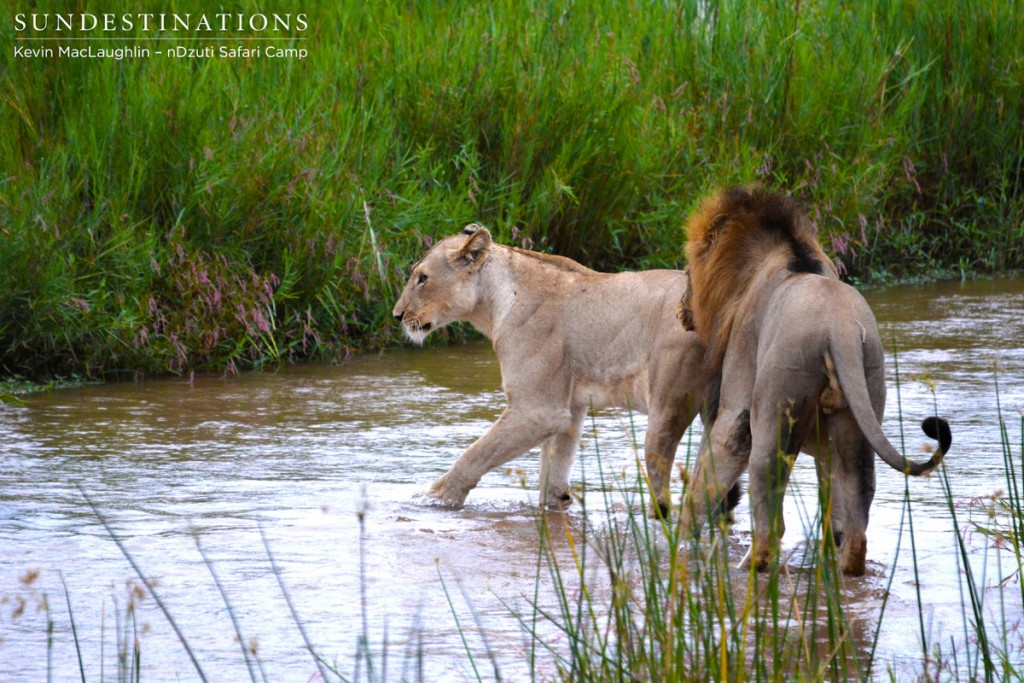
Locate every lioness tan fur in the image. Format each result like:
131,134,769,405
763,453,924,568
393,224,707,514
681,186,952,576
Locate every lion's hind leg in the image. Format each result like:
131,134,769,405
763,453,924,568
744,403,815,573
682,409,751,535
821,412,876,576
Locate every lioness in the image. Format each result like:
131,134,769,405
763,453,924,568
393,224,707,514
680,186,952,576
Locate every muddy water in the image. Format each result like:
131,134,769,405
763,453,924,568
0,277,1022,681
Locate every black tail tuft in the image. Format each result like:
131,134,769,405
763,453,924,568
921,416,952,456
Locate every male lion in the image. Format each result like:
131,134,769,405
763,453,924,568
393,224,707,514
680,186,952,576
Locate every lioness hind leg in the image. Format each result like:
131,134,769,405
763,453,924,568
644,395,699,518
539,409,586,507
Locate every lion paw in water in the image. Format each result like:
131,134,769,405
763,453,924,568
424,472,470,508
543,486,574,509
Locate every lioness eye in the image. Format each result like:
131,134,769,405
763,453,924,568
417,273,428,285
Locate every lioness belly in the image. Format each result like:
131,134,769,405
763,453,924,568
573,375,649,413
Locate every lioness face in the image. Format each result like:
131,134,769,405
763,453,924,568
393,225,492,344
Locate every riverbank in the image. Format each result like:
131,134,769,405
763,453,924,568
3,1,1022,379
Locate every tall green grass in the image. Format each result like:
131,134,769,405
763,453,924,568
3,0,1022,377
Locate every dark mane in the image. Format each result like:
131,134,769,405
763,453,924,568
684,185,835,370
713,186,825,275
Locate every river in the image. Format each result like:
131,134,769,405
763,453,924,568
0,277,1022,681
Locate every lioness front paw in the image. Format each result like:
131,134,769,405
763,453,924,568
425,472,470,507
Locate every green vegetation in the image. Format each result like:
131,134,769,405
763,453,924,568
3,0,1022,378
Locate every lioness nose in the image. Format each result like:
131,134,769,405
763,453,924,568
394,313,404,322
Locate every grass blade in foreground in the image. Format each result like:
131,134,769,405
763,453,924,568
58,571,87,683
76,484,209,683
192,531,265,683
436,563,484,682
257,524,334,683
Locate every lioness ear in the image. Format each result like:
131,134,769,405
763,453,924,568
457,224,492,269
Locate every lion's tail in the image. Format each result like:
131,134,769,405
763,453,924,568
830,332,951,476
